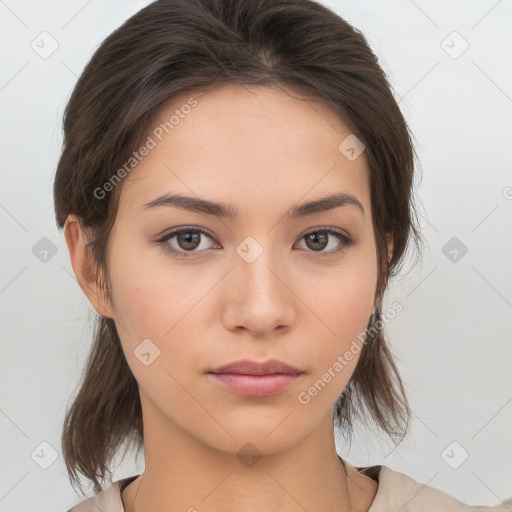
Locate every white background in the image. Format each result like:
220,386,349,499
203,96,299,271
0,0,511,510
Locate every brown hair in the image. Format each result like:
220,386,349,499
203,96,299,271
54,0,424,495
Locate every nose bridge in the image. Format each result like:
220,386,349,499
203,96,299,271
235,234,282,297
224,234,295,332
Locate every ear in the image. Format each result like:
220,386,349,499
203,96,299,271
64,215,114,319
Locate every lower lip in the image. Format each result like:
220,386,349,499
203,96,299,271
208,372,301,397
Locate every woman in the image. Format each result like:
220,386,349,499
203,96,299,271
55,0,508,510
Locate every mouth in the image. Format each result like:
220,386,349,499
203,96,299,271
210,358,303,376
208,373,302,397
208,359,304,397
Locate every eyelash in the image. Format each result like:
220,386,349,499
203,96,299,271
155,226,355,258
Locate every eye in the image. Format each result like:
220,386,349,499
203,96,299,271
295,228,354,257
155,226,355,258
156,226,219,257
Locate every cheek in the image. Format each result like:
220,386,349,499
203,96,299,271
108,256,207,402
107,241,211,363
296,273,376,411
326,269,375,331
110,265,193,341
303,251,377,366
314,243,377,317
106,236,163,338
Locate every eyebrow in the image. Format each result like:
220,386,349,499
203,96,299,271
142,192,364,219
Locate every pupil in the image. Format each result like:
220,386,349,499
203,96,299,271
307,232,327,251
179,232,199,250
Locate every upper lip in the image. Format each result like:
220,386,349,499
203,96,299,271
210,359,303,376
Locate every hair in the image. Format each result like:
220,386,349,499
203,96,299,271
54,0,424,496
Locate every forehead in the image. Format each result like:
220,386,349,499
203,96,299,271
118,84,370,220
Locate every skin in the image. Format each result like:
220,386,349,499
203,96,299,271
65,84,392,511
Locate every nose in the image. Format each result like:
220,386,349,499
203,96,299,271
221,241,297,336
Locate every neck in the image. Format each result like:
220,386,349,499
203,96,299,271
123,413,369,512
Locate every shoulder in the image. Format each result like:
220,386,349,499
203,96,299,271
365,465,510,511
64,468,511,512
65,476,137,512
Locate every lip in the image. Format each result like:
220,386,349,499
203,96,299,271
208,359,304,397
210,359,303,376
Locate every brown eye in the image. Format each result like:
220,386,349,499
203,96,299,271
297,229,354,256
156,226,354,259
304,231,329,251
157,227,218,257
176,231,201,250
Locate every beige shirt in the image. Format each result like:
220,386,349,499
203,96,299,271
66,465,511,512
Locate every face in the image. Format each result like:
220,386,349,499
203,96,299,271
89,84,384,456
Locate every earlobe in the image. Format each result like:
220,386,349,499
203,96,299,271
64,215,114,319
